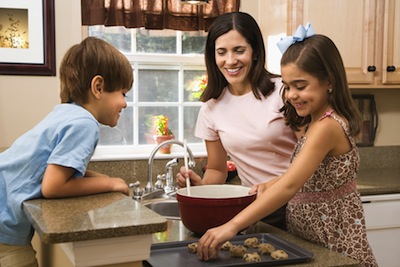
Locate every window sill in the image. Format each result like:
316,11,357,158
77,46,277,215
90,143,207,161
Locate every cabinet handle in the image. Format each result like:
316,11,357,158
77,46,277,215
367,66,376,72
387,66,396,72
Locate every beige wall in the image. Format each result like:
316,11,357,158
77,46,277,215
0,0,82,148
0,0,399,148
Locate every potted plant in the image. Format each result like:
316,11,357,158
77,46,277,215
151,115,174,154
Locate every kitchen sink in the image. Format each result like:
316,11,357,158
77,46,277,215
144,199,180,220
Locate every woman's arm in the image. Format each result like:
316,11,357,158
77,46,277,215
201,139,229,184
176,139,228,187
41,164,129,198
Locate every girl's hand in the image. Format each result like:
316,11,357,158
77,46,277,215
197,223,238,261
249,184,259,195
176,166,204,187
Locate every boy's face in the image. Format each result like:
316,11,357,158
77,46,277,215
96,88,130,127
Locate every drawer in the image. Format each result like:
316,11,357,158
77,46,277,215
362,194,400,229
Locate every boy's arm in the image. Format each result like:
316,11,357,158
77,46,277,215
41,164,129,198
84,170,109,177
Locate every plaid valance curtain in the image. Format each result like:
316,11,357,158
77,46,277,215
81,0,240,31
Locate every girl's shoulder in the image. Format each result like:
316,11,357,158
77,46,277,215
306,112,354,156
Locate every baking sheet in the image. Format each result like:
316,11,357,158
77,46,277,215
144,233,314,267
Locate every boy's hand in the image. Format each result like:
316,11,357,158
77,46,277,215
110,177,129,195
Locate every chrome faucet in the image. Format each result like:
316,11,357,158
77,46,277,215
145,140,196,193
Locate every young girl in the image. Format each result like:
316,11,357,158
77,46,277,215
0,37,133,267
196,25,378,267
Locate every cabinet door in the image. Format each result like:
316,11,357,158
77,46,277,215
382,0,400,84
288,0,377,84
363,198,400,267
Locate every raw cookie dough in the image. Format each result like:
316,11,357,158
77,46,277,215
243,237,259,248
258,243,275,254
187,242,198,254
243,252,261,262
221,241,233,251
270,249,289,260
229,245,247,258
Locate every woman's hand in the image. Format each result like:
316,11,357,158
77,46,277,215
196,223,238,261
176,166,204,187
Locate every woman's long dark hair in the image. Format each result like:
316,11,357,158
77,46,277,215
201,12,279,102
279,34,362,136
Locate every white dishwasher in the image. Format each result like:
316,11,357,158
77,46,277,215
361,194,400,267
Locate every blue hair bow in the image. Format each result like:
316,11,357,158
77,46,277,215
276,22,315,54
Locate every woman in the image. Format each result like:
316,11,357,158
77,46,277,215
176,12,297,230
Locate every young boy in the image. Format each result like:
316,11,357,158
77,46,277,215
0,37,133,267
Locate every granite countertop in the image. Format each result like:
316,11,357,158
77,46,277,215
150,220,359,267
357,168,400,195
227,167,400,196
23,192,167,244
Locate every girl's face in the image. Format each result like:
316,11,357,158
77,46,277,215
215,30,253,93
97,88,130,127
281,63,331,121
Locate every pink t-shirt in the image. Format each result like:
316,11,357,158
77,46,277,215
195,78,297,187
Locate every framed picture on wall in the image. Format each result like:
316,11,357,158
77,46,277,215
0,0,55,76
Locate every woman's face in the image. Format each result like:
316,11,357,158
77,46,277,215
281,63,331,120
215,30,253,93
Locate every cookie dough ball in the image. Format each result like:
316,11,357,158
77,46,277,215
258,243,275,255
220,241,233,251
229,245,247,258
270,249,289,260
187,242,198,254
243,252,261,263
243,237,259,248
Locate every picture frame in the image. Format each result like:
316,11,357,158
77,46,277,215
0,0,55,76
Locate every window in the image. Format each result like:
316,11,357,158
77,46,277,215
87,26,208,160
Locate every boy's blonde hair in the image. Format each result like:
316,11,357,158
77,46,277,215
59,37,133,104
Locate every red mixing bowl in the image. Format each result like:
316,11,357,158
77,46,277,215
176,185,256,235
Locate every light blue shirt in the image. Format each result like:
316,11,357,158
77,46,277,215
0,103,99,246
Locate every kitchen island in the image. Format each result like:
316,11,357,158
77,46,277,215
23,165,400,267
24,192,167,267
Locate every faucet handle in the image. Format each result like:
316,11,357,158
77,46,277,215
189,160,196,168
129,181,140,188
155,174,165,189
133,188,144,200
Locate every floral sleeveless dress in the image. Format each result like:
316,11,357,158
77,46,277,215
286,112,378,267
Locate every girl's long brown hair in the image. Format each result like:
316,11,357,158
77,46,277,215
279,34,362,136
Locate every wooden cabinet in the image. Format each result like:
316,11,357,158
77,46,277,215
250,0,400,88
382,0,400,84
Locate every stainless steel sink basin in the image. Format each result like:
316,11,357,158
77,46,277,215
144,199,180,220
